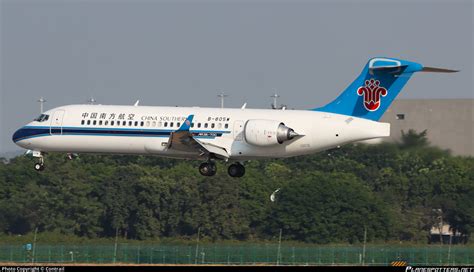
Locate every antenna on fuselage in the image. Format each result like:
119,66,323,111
37,97,46,113
87,97,96,105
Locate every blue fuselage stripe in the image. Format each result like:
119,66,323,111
12,126,230,143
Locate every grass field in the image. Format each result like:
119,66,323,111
1,244,472,266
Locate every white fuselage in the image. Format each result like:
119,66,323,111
13,104,390,160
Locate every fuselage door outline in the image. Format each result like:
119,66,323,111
50,110,65,135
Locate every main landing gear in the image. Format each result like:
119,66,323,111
199,161,217,176
227,163,245,178
198,161,246,177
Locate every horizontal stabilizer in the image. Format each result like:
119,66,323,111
421,67,459,73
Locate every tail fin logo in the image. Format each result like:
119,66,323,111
357,79,388,111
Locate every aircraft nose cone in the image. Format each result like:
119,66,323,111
12,128,22,143
12,127,28,147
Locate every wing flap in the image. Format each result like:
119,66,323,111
194,138,230,159
167,130,203,154
166,114,229,159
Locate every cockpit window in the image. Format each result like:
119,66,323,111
33,114,49,122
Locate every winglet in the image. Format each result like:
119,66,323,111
177,114,194,131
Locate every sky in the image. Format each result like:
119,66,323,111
1,0,472,153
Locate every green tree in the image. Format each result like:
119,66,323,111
268,171,392,243
400,129,429,149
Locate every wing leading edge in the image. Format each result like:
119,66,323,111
166,114,230,160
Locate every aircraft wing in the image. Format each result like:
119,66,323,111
193,138,230,159
167,115,230,160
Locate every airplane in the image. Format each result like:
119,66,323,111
12,57,457,177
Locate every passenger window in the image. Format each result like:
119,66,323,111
87,120,91,125
191,123,194,128
99,120,103,125
111,121,115,126
198,123,201,128
164,122,168,127
104,121,108,126
140,121,144,127
204,123,208,128
134,121,138,126
81,120,85,125
122,121,126,126
225,123,229,129
177,122,181,127
211,123,215,129
93,120,97,125
170,122,174,127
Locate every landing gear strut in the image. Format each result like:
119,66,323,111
67,153,78,160
228,163,245,178
199,161,217,176
33,152,45,172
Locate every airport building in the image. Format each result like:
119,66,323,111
380,99,473,156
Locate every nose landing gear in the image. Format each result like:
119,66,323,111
33,151,45,172
34,162,45,171
67,153,78,160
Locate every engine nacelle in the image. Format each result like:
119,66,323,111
244,119,298,147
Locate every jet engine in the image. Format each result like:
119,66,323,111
244,119,299,147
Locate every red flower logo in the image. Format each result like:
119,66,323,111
357,79,388,111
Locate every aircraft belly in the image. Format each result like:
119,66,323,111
27,134,207,159
29,135,155,154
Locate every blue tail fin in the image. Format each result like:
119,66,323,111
314,57,424,121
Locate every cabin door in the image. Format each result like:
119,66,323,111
50,110,65,135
